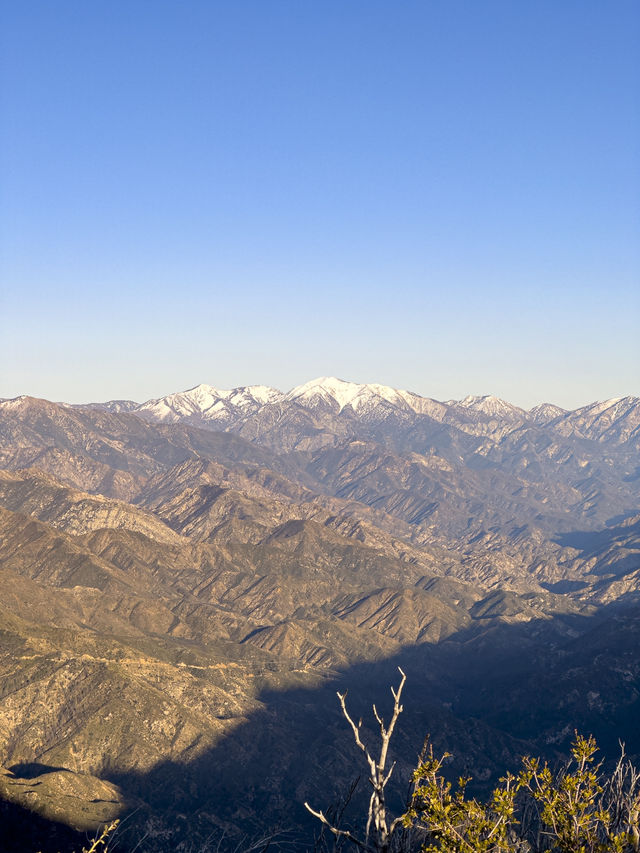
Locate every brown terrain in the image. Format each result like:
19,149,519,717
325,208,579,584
0,384,638,850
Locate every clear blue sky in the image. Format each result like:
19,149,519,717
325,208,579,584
1,1,638,408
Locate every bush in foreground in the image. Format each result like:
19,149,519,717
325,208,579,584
306,670,640,853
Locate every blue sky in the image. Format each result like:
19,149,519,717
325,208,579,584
1,1,638,408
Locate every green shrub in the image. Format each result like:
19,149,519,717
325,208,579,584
307,670,640,853
408,735,639,852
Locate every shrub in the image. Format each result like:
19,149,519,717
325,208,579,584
306,670,640,853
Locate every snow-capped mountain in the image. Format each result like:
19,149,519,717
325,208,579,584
35,378,638,448
285,376,403,410
450,394,527,421
284,376,442,414
133,376,459,429
550,396,640,444
528,403,567,425
136,383,282,426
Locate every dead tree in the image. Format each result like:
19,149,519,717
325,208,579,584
305,668,407,853
603,743,640,851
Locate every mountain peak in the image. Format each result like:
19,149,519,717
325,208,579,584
0,395,29,408
136,382,283,424
286,377,407,412
58,381,640,448
528,403,567,424
454,395,525,419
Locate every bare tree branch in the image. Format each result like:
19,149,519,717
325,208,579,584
304,803,375,853
305,668,407,853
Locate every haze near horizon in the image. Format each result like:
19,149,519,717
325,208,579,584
1,1,638,408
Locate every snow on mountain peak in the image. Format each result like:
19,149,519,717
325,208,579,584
528,403,567,424
136,382,284,424
0,395,29,410
137,377,447,421
9,383,637,449
240,385,282,404
454,395,525,419
286,377,407,412
114,379,639,438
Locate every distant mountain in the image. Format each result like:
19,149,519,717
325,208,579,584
550,396,640,444
136,383,281,427
7,379,635,450
284,376,442,415
450,394,527,420
68,377,638,447
528,402,567,424
70,399,141,413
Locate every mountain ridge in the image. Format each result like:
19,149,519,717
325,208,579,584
4,381,638,451
3,376,631,423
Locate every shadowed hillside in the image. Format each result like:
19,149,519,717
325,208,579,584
1,604,638,851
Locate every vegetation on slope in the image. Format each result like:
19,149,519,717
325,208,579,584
307,672,640,853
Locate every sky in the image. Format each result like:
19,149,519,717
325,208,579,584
1,1,638,409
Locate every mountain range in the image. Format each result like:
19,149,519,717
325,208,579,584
68,376,639,443
0,378,638,851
